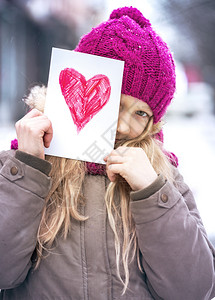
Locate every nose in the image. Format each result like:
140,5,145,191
117,112,130,136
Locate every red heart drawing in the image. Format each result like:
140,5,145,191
59,68,111,133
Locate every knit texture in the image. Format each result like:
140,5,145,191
75,6,176,123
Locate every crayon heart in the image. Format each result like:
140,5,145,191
59,68,111,133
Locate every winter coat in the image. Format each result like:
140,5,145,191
0,149,215,300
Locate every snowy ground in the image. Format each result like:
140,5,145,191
1,112,215,245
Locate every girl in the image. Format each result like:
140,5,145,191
0,6,215,300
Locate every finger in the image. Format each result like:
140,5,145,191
16,115,48,137
103,155,108,162
106,163,125,182
21,108,43,119
15,109,43,132
112,146,130,157
104,150,122,162
106,170,117,182
16,115,52,147
43,121,53,148
106,155,125,165
104,146,129,161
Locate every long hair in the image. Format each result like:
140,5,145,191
35,117,174,293
35,158,86,264
105,117,174,293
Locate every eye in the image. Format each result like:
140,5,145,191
135,110,148,118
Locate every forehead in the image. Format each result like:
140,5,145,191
121,94,152,114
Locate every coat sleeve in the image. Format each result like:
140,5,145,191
130,168,215,300
0,150,51,289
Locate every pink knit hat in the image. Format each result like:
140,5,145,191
75,6,176,123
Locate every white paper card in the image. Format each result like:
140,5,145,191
44,47,124,164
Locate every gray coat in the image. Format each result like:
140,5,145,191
0,150,215,300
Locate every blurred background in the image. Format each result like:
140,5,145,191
0,0,215,244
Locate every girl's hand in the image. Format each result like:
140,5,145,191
15,109,53,160
104,146,157,191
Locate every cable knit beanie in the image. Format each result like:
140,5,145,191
75,6,176,123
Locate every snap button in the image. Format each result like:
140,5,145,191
161,194,168,203
10,166,18,176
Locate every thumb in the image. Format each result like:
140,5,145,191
43,122,53,148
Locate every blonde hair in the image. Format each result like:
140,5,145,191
35,117,174,294
105,118,173,293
